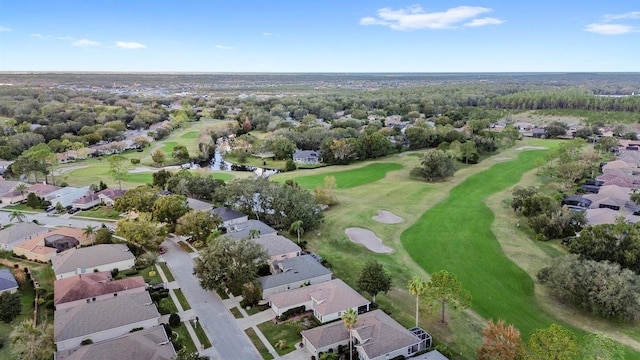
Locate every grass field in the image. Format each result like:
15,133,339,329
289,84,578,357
158,262,175,282
275,162,404,190
75,207,120,219
402,150,558,336
245,327,274,360
173,288,191,311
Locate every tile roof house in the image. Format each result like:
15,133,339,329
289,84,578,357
54,271,146,310
12,227,85,263
267,279,370,323
258,254,332,297
301,309,430,360
55,325,176,360
97,188,126,206
0,222,48,251
225,219,277,240
72,193,101,210
0,268,19,294
54,291,161,351
27,183,62,198
52,244,135,280
254,235,301,265
210,206,248,227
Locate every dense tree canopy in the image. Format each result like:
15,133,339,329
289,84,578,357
356,260,392,304
410,149,457,181
571,221,640,274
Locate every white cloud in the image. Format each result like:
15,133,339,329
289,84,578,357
464,17,505,27
73,38,100,47
263,32,280,38
0,25,12,32
116,41,146,49
359,5,504,30
215,44,235,50
30,33,45,39
603,11,640,21
585,23,634,35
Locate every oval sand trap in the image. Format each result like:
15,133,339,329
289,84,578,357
345,228,393,254
372,210,403,224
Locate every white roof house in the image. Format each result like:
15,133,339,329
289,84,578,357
0,222,48,251
254,235,301,264
258,255,332,297
0,268,19,294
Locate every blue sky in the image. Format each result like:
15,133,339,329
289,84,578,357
0,1,638,72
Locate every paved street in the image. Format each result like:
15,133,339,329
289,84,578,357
0,208,114,229
162,236,262,360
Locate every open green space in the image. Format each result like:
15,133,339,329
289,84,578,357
258,316,317,356
122,172,153,184
172,288,191,311
245,327,274,360
2,204,34,211
402,150,557,336
533,109,640,125
180,131,199,139
276,162,403,190
210,172,234,181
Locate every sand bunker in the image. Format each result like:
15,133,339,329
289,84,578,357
372,210,403,224
494,157,512,161
516,146,547,151
345,228,393,254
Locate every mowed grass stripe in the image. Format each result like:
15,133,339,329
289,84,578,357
402,150,556,336
291,163,403,190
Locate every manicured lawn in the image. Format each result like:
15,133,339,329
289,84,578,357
158,262,175,282
122,172,153,184
158,295,178,314
245,303,269,316
193,322,212,348
75,207,120,219
216,288,229,300
230,307,243,319
140,266,163,284
2,204,33,211
258,317,316,356
210,172,234,181
177,241,195,253
280,162,403,190
224,153,287,170
401,150,567,337
181,131,199,139
171,323,197,354
173,288,191,311
245,327,274,360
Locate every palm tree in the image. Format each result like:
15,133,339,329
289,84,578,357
289,220,304,244
83,225,96,246
15,183,28,202
10,319,54,360
9,210,26,223
341,308,358,360
408,274,427,328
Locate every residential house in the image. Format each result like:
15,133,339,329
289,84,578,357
45,186,91,209
258,254,332,298
55,325,175,360
54,291,160,351
0,222,47,251
225,219,277,240
72,193,101,210
96,188,126,206
411,350,450,360
27,183,62,198
254,235,301,265
13,227,86,262
0,180,22,203
52,243,135,280
0,160,14,175
267,279,370,323
293,150,321,164
54,271,146,310
186,197,213,212
210,206,248,227
0,268,19,294
301,309,430,360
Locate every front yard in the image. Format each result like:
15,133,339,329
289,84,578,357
257,314,320,356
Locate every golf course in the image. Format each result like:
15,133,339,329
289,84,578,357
273,137,640,358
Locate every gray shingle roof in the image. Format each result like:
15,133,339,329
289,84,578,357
225,220,277,240
55,325,175,360
258,255,331,290
254,235,300,258
0,222,47,246
210,207,246,222
52,244,135,275
267,279,369,317
0,268,18,292
54,292,160,343
301,310,421,358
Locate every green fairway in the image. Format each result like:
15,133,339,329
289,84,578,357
286,162,403,190
210,172,234,181
180,131,199,139
402,150,558,336
123,172,153,184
